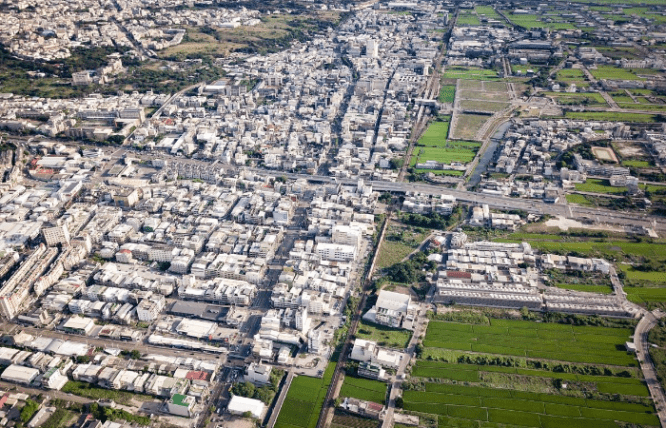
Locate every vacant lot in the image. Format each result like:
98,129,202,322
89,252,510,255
563,111,657,122
356,320,412,349
442,67,499,80
460,100,510,113
376,223,430,269
574,179,626,194
451,114,490,140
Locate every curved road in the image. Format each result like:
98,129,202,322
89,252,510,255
634,310,666,426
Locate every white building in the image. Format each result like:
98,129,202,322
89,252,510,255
315,243,357,262
42,225,71,246
246,362,272,386
350,339,376,362
228,395,266,419
136,296,165,322
166,394,195,417
1,364,39,385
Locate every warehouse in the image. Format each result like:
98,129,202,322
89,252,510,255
227,395,266,419
61,316,95,335
1,364,39,385
175,318,217,339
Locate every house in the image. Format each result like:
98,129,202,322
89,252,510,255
350,339,376,362
364,290,412,329
246,362,272,386
166,394,195,417
340,397,383,419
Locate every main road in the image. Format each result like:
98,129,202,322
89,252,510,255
634,310,666,426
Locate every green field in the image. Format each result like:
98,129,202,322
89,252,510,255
589,66,644,81
574,179,626,194
417,121,450,147
275,362,335,428
339,376,387,404
442,67,499,80
556,69,587,82
555,283,613,294
439,85,456,103
565,194,593,206
411,147,477,166
356,320,412,349
562,111,657,122
422,320,637,366
505,12,576,30
403,318,657,428
457,11,481,26
543,92,607,107
623,160,650,168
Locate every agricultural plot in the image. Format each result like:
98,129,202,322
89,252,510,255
457,11,481,26
331,411,380,428
403,318,657,428
574,179,626,194
275,363,335,428
556,69,587,82
441,67,499,80
563,111,657,123
438,85,455,103
410,147,477,166
422,320,637,366
416,120,450,147
543,92,607,107
450,114,490,140
339,376,388,404
504,12,576,30
589,66,644,81
554,283,613,294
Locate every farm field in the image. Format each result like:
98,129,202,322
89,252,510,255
554,283,613,294
565,194,593,206
417,120,450,147
438,85,455,103
556,69,587,82
562,111,657,122
410,146,477,166
457,11,481,26
543,92,607,107
589,66,644,81
441,67,499,80
504,11,576,30
574,179,626,194
421,320,637,366
402,317,657,428
275,362,335,428
623,160,650,168
356,320,412,349
331,410,380,428
339,376,388,404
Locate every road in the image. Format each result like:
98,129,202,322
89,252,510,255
130,152,666,232
381,305,428,428
266,369,295,428
633,310,666,426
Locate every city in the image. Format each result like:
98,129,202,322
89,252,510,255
0,0,665,428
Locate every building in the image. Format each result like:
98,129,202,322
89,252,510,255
340,397,383,419
350,339,376,362
227,395,266,419
61,316,95,335
373,290,411,328
166,394,195,417
42,225,71,246
1,364,39,385
246,362,272,386
357,362,385,380
136,296,166,322
112,189,139,208
315,243,357,262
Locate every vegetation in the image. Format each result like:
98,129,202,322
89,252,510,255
356,320,413,349
274,361,336,428
20,399,40,423
230,368,285,405
339,376,388,404
89,403,150,426
40,408,71,428
404,315,656,428
61,381,151,404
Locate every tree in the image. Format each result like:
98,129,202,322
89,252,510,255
20,399,39,423
395,396,404,408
